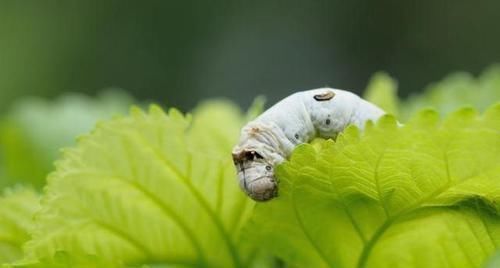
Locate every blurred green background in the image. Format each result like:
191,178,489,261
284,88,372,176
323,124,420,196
1,1,500,111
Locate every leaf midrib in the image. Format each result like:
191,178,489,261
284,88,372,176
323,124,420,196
132,131,243,268
71,171,207,266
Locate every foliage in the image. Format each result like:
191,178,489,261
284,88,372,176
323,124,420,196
362,72,399,117
401,66,500,120
0,188,40,264
0,68,499,267
364,65,500,121
16,102,257,267
485,252,500,268
247,105,500,267
0,90,133,189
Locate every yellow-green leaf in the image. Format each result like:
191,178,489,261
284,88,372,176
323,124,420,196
247,104,500,268
22,102,257,267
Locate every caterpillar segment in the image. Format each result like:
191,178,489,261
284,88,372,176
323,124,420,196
232,88,386,201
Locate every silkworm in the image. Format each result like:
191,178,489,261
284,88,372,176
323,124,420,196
232,88,386,201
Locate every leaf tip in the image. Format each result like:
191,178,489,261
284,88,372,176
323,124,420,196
130,105,146,117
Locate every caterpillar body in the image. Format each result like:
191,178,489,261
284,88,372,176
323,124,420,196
232,88,386,201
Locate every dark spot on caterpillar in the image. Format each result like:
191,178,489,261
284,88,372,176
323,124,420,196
294,133,299,139
232,150,264,162
313,91,335,101
326,119,331,125
266,165,272,171
246,151,264,160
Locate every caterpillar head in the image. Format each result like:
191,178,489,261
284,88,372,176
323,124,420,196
232,149,277,201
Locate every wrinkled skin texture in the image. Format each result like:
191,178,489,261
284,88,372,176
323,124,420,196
233,88,385,201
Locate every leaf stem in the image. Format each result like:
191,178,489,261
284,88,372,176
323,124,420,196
356,218,393,268
291,183,336,268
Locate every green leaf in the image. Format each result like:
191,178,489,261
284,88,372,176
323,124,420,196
246,104,500,268
10,251,115,268
0,90,134,189
401,65,500,120
245,96,266,122
0,187,40,264
363,72,399,117
485,251,500,268
21,101,257,267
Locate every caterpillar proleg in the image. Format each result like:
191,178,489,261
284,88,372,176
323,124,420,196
232,88,386,201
